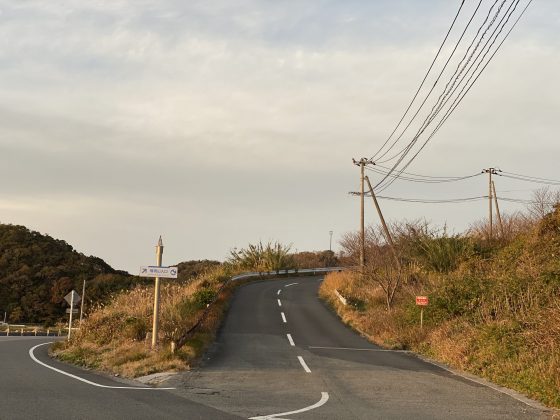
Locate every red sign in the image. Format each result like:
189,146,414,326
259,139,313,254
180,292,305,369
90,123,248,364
416,296,429,306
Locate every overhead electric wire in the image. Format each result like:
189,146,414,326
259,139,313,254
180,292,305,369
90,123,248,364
374,0,532,193
365,165,482,184
376,0,502,166
372,0,480,163
370,0,467,161
349,191,487,204
499,171,560,185
375,0,520,191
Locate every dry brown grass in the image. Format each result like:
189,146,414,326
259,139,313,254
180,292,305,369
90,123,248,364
321,257,560,408
52,265,234,378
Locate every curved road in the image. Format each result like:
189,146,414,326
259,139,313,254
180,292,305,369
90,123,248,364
0,276,548,419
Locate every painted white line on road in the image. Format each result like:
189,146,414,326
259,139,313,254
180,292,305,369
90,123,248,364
308,346,410,353
281,312,287,323
287,334,295,346
277,299,282,307
297,356,311,373
277,289,281,295
284,282,298,288
29,343,175,390
249,392,329,420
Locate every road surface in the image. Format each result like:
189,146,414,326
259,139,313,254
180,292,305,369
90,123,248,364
0,276,549,419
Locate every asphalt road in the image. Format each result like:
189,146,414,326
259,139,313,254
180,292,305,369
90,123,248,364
172,276,548,419
0,276,550,419
0,336,236,419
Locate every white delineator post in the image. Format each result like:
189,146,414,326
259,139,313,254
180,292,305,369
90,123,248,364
151,236,164,349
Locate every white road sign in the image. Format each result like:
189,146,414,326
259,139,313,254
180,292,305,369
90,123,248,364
139,266,178,279
64,290,81,306
66,308,79,314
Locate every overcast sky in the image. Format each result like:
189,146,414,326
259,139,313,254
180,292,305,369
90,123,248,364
0,0,558,273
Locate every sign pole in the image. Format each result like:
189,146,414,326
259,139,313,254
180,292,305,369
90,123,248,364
420,307,424,329
68,292,74,340
151,236,164,349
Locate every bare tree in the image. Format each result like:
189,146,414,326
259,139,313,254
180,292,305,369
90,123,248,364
527,187,560,220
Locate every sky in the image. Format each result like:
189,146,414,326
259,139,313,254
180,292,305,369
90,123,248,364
0,0,559,273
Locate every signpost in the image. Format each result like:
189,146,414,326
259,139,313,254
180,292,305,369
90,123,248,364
64,290,81,340
138,237,177,349
416,296,429,329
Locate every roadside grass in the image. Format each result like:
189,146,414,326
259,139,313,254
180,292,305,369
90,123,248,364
320,209,560,409
51,265,236,378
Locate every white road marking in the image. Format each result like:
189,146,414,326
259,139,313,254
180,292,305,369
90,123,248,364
29,343,175,390
287,334,295,346
277,299,282,307
281,312,287,323
277,290,281,295
308,346,409,353
284,282,298,288
297,356,311,373
248,392,329,420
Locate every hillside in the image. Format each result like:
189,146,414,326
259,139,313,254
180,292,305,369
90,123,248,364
321,208,560,408
0,224,132,325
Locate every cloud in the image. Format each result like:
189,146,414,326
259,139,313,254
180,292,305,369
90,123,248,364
0,0,558,271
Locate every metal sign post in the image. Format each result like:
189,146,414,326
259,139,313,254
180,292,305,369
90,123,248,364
64,290,81,340
416,296,429,329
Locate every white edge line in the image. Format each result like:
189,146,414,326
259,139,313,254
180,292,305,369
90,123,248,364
287,334,295,346
284,282,298,288
249,392,329,419
277,299,282,307
281,312,287,323
29,342,175,390
297,356,311,373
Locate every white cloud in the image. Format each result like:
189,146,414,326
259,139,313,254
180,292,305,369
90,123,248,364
0,0,558,271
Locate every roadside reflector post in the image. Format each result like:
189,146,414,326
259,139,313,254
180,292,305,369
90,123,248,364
416,296,429,329
151,236,164,350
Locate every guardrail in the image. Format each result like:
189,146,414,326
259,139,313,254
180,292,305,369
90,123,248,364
1,325,73,337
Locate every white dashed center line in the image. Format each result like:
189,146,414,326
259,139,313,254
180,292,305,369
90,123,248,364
281,312,287,323
277,299,282,307
287,334,295,346
277,289,281,295
284,282,298,287
297,356,311,373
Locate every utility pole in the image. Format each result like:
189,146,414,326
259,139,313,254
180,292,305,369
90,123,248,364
151,236,164,349
483,168,499,239
365,176,401,270
492,181,504,238
79,279,86,326
329,230,333,252
353,158,372,268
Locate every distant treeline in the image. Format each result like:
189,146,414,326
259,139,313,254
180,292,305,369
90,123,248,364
0,224,219,326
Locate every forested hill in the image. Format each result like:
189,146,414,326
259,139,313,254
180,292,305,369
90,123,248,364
0,224,133,325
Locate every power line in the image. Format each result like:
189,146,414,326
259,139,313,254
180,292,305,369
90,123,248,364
365,165,482,184
371,0,467,161
349,191,487,204
374,0,532,193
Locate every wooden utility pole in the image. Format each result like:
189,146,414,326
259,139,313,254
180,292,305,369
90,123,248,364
492,181,504,238
483,168,499,239
353,158,372,268
365,175,401,270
